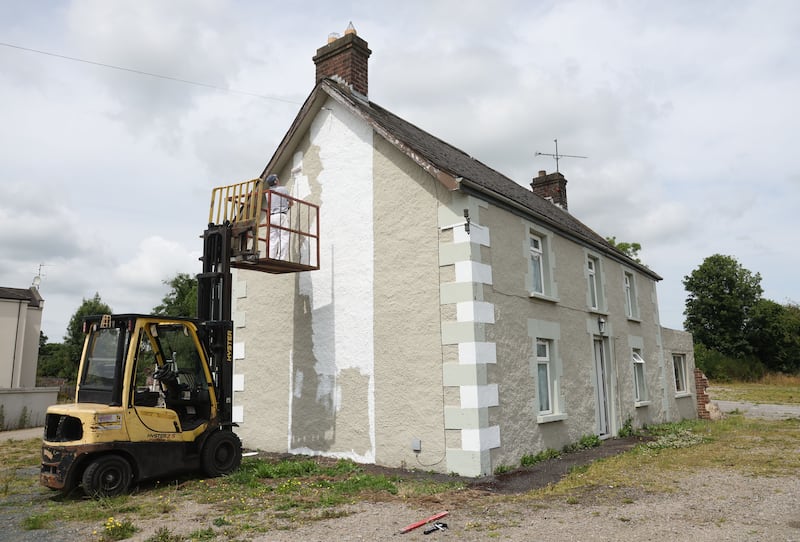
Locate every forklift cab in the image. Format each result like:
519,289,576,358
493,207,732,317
76,315,217,436
41,314,234,496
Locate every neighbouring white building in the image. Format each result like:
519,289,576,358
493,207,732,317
0,285,57,429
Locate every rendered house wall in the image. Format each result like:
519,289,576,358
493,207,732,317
661,326,698,420
234,97,377,459
372,135,449,470
0,298,23,388
235,98,450,469
232,93,697,476
444,199,696,472
0,296,42,389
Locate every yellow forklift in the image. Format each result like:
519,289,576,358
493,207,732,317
40,178,319,496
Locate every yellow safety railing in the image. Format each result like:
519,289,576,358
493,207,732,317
208,178,264,226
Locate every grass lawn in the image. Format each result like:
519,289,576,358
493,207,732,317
708,374,800,404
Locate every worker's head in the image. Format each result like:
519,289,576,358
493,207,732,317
266,174,279,187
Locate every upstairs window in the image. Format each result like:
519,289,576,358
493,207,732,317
624,271,639,319
527,229,557,300
587,256,600,310
530,235,544,294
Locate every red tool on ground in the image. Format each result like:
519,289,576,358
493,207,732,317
400,511,449,534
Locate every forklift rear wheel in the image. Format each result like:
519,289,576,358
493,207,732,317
201,431,242,477
81,455,132,497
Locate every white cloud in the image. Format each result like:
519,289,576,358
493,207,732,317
1,0,798,339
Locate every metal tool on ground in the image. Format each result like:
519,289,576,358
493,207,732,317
423,522,448,534
400,511,449,534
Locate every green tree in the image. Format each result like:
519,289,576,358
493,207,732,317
153,273,197,318
683,254,763,357
63,293,113,380
37,332,70,379
746,300,800,373
606,236,642,263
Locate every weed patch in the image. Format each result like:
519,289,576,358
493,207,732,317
99,516,137,541
21,513,50,530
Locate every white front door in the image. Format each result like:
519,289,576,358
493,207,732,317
594,338,610,437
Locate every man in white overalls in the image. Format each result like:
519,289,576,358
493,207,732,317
266,174,292,260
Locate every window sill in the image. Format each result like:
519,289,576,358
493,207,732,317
626,316,642,323
674,392,692,399
634,400,651,408
537,412,568,424
529,292,560,303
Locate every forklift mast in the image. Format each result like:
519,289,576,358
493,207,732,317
197,222,235,427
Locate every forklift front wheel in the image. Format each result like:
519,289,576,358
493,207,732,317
201,431,242,477
81,455,133,497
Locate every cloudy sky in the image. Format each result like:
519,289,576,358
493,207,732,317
1,0,798,341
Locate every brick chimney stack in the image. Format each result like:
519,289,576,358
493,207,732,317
313,22,372,98
531,170,568,210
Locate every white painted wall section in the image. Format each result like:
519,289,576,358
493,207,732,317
460,384,499,408
458,342,497,365
457,301,495,324
233,342,245,361
232,374,245,392
232,405,244,423
453,223,490,246
455,261,493,285
462,426,501,451
288,98,376,463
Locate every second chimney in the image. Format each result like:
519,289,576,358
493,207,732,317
312,24,372,97
531,170,568,210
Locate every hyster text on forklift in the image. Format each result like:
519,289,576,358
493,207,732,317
40,177,320,497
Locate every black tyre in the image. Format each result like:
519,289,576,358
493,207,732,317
81,455,132,497
201,430,242,477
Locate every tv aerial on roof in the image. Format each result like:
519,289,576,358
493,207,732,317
535,139,587,173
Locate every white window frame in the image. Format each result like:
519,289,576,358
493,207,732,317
587,256,600,310
530,235,544,295
624,271,639,320
632,350,649,405
673,354,689,396
527,228,558,301
536,339,552,415
533,336,567,423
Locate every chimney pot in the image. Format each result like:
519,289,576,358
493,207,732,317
538,170,547,177
313,29,372,97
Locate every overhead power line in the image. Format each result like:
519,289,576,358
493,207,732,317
0,41,300,105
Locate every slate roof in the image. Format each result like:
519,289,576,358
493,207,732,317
266,79,661,281
0,287,43,307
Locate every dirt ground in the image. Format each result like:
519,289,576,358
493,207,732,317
3,402,800,541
